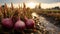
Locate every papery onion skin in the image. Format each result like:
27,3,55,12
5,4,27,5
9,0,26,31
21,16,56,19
14,20,26,30
2,18,13,29
24,16,35,29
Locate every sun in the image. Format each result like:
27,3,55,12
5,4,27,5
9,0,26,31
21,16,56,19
26,2,36,9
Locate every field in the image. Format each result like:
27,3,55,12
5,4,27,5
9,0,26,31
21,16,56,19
35,9,60,20
34,9,60,27
0,4,60,34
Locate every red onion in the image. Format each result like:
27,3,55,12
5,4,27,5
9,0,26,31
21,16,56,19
14,20,26,30
2,18,13,29
24,16,35,29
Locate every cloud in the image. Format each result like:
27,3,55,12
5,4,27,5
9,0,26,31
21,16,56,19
41,2,60,9
0,0,60,9
0,0,60,4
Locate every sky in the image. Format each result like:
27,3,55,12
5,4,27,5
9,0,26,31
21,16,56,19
0,0,60,3
0,0,60,9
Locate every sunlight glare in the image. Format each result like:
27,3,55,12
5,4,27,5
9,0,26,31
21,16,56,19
26,2,36,9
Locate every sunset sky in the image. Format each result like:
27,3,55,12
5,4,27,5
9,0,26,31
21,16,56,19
0,0,60,9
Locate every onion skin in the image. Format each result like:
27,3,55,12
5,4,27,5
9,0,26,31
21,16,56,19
24,16,35,29
26,19,35,29
2,18,13,29
14,20,26,30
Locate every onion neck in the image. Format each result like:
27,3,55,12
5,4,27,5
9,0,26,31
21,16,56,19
24,16,28,21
